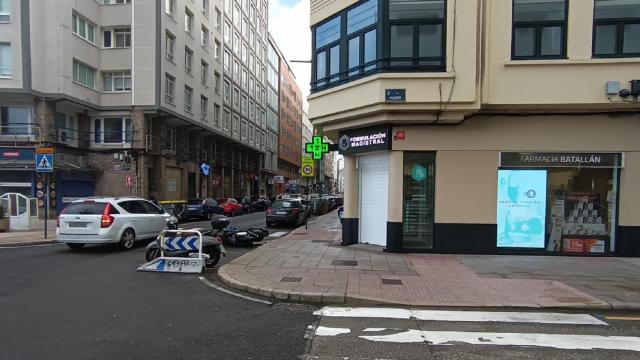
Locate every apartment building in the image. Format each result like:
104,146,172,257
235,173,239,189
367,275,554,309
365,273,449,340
309,0,640,256
267,35,303,195
221,0,271,197
0,0,272,215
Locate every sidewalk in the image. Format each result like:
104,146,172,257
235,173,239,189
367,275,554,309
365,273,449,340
0,220,56,247
218,211,640,310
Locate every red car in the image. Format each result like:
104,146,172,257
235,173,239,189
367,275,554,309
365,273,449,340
217,198,242,216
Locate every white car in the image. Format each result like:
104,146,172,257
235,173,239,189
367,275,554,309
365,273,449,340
56,197,171,250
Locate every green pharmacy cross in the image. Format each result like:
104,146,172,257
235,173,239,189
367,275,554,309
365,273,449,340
305,136,330,160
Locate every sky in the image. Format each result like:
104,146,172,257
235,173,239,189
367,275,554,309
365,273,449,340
269,0,312,105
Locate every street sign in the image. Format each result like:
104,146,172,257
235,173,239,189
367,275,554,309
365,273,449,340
35,147,54,154
137,230,205,274
35,153,53,173
305,135,330,160
199,162,211,176
301,157,315,177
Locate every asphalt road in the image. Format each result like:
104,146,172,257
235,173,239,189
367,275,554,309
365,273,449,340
0,211,313,360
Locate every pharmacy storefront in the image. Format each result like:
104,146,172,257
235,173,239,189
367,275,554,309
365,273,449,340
497,152,622,255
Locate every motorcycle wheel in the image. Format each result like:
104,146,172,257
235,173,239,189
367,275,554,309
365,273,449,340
204,246,221,268
145,247,161,262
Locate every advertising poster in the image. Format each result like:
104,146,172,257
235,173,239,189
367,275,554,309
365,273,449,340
497,170,547,248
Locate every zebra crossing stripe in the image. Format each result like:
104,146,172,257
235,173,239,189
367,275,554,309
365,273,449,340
357,330,640,352
268,231,288,238
313,307,607,325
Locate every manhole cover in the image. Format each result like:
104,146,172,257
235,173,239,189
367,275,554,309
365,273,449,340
381,278,403,285
272,302,317,312
281,276,302,283
331,260,358,266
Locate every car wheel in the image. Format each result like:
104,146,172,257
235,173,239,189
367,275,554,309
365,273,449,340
119,228,136,250
66,243,85,250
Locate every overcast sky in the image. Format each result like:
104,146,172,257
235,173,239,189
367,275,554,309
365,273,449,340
269,0,312,106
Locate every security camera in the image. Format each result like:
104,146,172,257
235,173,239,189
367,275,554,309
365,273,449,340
619,89,632,98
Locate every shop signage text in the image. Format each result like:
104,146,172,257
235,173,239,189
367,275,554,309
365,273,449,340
338,126,391,155
500,152,623,168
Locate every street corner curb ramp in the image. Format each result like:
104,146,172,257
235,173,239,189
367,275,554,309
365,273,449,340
137,229,205,274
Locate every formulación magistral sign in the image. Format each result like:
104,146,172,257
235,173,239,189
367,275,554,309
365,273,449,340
338,126,391,155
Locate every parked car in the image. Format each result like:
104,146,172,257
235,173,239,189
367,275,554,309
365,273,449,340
251,196,271,211
236,196,254,214
180,198,224,222
266,199,307,227
56,197,171,250
217,198,242,216
309,197,327,216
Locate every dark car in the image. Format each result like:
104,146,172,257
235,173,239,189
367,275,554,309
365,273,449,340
181,199,223,222
309,197,326,216
266,200,307,227
251,196,271,211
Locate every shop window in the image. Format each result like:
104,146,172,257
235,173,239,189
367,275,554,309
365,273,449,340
512,0,567,59
402,152,435,251
593,0,640,58
497,161,620,254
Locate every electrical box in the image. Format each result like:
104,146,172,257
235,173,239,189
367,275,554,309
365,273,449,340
605,81,620,95
630,80,640,96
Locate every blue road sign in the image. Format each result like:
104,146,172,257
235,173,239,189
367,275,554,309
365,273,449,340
35,154,53,173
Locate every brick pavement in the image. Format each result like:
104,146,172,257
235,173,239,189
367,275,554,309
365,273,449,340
0,220,56,247
219,211,639,309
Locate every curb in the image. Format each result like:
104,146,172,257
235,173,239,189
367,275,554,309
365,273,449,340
0,240,57,248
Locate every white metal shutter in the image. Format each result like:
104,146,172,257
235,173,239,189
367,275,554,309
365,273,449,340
359,153,389,246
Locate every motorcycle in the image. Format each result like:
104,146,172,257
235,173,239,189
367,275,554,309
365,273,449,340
219,226,269,246
144,214,229,268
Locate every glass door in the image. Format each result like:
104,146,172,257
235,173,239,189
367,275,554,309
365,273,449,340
402,152,435,250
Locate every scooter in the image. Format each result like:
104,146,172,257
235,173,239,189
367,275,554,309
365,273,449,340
218,226,269,246
144,215,229,268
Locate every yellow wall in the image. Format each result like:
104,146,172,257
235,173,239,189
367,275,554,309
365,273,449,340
434,151,499,224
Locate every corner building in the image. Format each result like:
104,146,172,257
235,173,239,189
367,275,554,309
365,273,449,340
308,0,640,256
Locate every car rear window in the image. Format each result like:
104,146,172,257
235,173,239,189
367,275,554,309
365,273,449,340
272,201,296,208
63,202,107,215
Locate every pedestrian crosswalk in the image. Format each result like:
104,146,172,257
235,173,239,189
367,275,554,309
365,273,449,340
266,231,288,238
304,307,640,359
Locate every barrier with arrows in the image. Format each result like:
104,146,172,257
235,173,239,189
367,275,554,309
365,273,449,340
137,229,204,273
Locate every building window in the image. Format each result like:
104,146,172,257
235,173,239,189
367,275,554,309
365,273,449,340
202,0,210,17
93,117,132,144
200,95,208,120
184,86,193,113
512,0,567,59
185,8,194,35
224,21,231,43
215,7,221,29
215,40,221,60
54,112,77,145
165,73,175,104
201,25,209,47
103,28,131,48
347,0,377,76
223,109,231,131
0,106,31,136
242,69,248,89
0,0,10,23
214,72,221,94
185,47,193,74
233,32,240,54
72,60,96,89
233,60,240,79
101,0,132,4
241,120,247,141
166,32,175,61
593,0,640,58
214,104,221,127
201,60,209,85
241,94,248,115
223,79,231,103
233,87,240,108
233,4,240,26
165,0,175,16
224,0,231,15
233,115,240,138
72,13,96,44
103,71,132,92
0,43,11,76
224,50,231,70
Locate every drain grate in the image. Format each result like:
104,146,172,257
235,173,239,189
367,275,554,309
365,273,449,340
381,278,403,285
281,276,302,283
331,260,358,266
272,302,318,312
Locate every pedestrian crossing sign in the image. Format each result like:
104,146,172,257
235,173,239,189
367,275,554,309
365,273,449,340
35,153,53,172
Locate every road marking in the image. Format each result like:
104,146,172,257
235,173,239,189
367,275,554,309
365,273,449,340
315,326,351,336
313,307,607,326
198,276,273,305
358,330,640,352
605,316,640,321
268,231,288,238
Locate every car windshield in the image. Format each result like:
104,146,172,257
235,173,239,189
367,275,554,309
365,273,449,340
272,201,295,208
63,202,107,215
